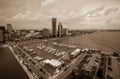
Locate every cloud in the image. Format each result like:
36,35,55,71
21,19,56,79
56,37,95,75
86,5,104,17
41,0,55,6
12,11,40,21
106,19,112,24
86,5,119,18
104,7,119,15
13,11,30,19
13,12,29,19
88,5,104,14
0,0,120,29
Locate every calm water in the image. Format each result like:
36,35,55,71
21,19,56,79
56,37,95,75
0,47,29,79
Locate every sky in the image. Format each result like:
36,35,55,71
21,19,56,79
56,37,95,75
0,0,120,30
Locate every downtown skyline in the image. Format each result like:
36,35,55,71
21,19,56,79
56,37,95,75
0,0,120,30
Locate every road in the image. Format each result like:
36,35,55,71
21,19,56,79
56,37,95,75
0,47,29,79
55,53,87,79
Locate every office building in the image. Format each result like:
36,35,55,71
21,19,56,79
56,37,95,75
7,24,13,40
0,26,5,43
7,24,13,34
42,28,50,38
52,18,57,37
63,28,69,36
58,22,63,37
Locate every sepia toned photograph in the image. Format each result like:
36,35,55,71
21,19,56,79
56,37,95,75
0,0,120,79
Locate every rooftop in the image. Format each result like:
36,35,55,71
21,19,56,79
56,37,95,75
107,57,120,79
0,47,29,79
70,48,81,56
82,54,100,72
43,59,62,67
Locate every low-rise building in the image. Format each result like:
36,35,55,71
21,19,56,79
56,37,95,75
34,56,44,61
43,59,62,68
42,28,50,38
42,59,64,75
63,28,69,36
70,48,81,58
79,54,101,79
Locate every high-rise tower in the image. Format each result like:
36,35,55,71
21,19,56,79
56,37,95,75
52,18,57,37
58,22,63,37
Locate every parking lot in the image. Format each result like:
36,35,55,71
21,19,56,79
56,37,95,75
19,39,78,62
14,39,83,79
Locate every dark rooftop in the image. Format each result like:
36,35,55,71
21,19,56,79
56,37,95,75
0,47,29,79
